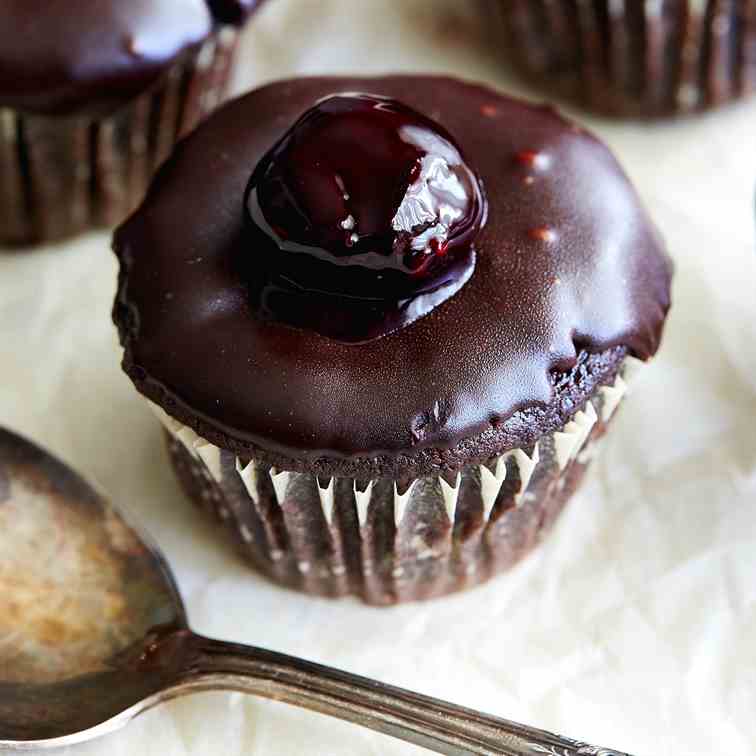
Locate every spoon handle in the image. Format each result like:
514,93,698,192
174,633,632,756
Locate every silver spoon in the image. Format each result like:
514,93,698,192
0,426,632,755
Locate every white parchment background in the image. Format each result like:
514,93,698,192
1,1,755,754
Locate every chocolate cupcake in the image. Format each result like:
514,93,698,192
0,0,263,247
113,76,672,605
492,0,756,117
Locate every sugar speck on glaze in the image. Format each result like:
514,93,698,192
529,227,558,242
515,150,551,170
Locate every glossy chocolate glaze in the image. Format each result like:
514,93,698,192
244,93,486,342
114,76,672,468
0,0,252,117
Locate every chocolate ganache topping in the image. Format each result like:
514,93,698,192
0,0,255,117
113,76,672,466
243,93,487,342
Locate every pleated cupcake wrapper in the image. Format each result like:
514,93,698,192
0,28,239,246
157,356,642,603
499,0,756,116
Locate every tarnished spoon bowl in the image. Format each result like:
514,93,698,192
0,427,632,755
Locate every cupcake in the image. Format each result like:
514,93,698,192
0,0,263,247
113,76,672,605
492,0,756,117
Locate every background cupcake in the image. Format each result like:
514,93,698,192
0,0,263,247
492,0,756,117
113,75,672,605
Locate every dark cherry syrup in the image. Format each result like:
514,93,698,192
243,93,487,342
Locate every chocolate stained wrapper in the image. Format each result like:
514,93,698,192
496,0,756,117
0,28,239,246
150,356,643,605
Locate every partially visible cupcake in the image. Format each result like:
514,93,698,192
113,76,672,605
0,0,264,247
492,0,756,117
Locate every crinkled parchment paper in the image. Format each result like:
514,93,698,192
1,2,755,754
